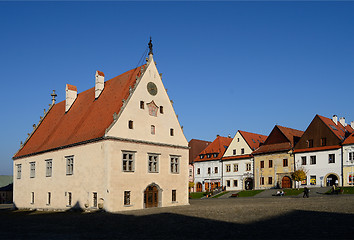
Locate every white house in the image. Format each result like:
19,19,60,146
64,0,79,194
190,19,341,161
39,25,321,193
342,132,354,186
222,130,267,191
13,42,189,212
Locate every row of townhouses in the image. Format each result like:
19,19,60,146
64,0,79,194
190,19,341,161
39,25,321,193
190,115,354,192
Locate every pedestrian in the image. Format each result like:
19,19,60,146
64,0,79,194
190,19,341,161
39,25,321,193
303,187,309,198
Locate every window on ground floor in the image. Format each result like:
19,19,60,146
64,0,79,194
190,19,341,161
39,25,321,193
310,176,316,185
124,191,131,206
47,192,51,205
233,180,238,187
260,177,264,185
226,180,230,187
67,192,72,206
268,177,272,185
93,192,97,208
31,192,34,204
172,190,176,202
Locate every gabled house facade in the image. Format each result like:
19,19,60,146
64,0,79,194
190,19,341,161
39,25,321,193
193,136,232,192
222,130,267,191
13,46,189,212
294,115,354,187
253,125,303,189
342,132,354,186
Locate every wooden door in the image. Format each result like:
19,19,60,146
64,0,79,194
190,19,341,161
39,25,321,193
196,183,202,192
144,186,158,208
282,176,292,188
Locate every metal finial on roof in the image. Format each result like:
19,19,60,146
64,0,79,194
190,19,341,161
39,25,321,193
148,37,153,55
51,90,57,105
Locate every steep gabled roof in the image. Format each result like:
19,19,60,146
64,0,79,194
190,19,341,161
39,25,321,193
343,132,354,145
239,130,267,151
188,139,211,164
276,125,304,147
194,136,232,162
14,65,145,159
318,115,353,141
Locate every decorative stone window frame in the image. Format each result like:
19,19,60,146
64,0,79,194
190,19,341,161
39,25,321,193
122,151,135,172
148,153,160,173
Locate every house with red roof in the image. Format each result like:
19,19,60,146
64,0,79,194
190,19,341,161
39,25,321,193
252,125,304,189
12,42,189,212
222,130,267,191
342,131,354,186
193,136,232,192
294,115,354,187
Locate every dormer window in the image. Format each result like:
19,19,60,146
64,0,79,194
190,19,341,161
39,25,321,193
140,101,145,109
200,155,204,159
213,153,218,158
207,154,211,158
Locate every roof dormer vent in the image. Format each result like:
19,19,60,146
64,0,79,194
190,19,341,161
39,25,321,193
95,71,105,99
65,84,77,112
332,115,338,125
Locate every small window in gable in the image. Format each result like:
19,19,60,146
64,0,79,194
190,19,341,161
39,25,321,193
151,125,156,135
170,128,174,136
160,106,164,114
140,101,145,109
128,120,133,129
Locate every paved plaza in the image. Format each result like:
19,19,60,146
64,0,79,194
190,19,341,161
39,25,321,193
0,195,353,239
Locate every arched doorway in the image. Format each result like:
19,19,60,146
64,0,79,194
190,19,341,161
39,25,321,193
196,182,203,192
325,174,338,186
282,176,292,188
144,184,160,208
245,178,253,190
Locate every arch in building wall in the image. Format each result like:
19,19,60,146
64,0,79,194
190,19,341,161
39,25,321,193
144,183,162,208
196,182,203,192
324,173,339,186
244,178,253,190
281,176,292,188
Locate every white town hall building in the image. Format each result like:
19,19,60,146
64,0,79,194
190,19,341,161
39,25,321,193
13,42,189,212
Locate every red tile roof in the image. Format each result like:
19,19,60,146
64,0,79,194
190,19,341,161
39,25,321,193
67,84,77,91
239,130,267,151
276,125,303,146
222,154,253,161
343,132,354,145
97,70,105,77
293,145,341,153
252,142,292,155
194,136,232,162
14,65,145,159
318,115,353,141
188,139,211,164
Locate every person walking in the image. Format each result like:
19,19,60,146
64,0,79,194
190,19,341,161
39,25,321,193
303,187,309,198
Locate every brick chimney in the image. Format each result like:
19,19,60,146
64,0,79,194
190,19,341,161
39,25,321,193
332,115,338,125
65,84,77,112
95,71,105,99
339,117,346,126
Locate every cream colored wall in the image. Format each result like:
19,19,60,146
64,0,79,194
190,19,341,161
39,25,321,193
343,145,354,186
106,57,188,147
223,131,252,157
13,141,107,210
254,152,294,189
104,139,189,212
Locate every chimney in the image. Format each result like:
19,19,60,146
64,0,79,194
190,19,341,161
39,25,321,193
65,84,77,112
332,115,338,125
95,71,105,99
351,121,354,129
339,117,346,126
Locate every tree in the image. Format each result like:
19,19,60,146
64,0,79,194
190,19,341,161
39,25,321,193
188,182,195,192
291,169,307,189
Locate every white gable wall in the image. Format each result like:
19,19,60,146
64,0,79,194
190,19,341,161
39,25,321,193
223,131,252,157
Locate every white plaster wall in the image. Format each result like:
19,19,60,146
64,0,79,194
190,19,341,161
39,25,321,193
222,158,253,190
106,58,187,147
13,142,106,210
223,131,252,157
343,144,354,186
294,149,342,187
194,160,222,191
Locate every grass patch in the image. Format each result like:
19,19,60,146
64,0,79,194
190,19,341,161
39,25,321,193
189,192,206,199
325,187,354,195
283,189,303,196
237,190,264,197
212,191,229,198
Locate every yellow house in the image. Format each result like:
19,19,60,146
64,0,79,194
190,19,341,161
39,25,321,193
253,125,303,189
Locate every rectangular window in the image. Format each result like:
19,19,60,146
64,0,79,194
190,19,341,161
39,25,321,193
233,180,238,187
321,138,327,146
328,154,335,164
226,165,231,172
207,167,211,174
301,156,307,165
148,154,159,173
151,125,155,135
189,168,193,177
349,152,354,161
93,192,97,208
46,159,52,177
246,163,251,171
226,180,230,187
30,162,35,178
197,168,200,175
308,139,313,148
268,177,272,185
67,192,72,206
124,191,131,206
241,148,245,154
233,149,236,155
170,128,174,136
233,164,238,172
140,101,144,109
269,160,273,168
310,156,316,165
260,161,264,169
128,120,133,129
172,190,176,202
310,176,316,185
31,192,34,204
283,159,288,167
122,152,135,172
260,177,264,185
170,156,179,174
47,192,51,205
160,106,164,114
66,156,74,175
16,164,22,179
214,167,218,174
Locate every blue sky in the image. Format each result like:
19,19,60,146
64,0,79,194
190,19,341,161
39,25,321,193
1,1,354,175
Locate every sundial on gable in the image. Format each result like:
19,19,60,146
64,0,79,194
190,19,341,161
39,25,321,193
147,101,158,117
